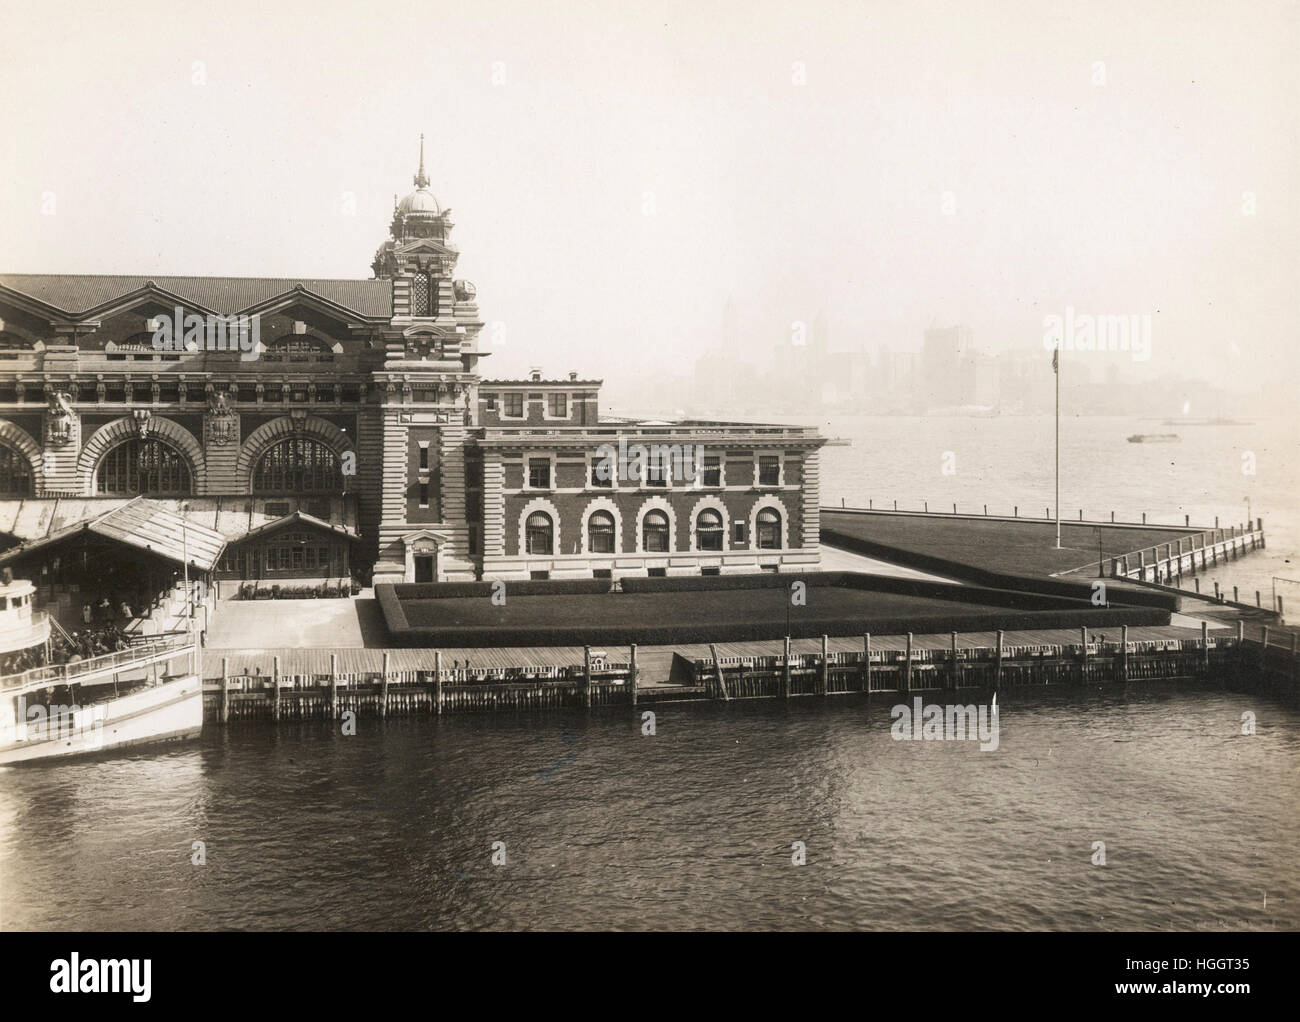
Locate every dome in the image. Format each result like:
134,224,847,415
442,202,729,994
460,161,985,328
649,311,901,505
396,134,440,215
397,188,440,215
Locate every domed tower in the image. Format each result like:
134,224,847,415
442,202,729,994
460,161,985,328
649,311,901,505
369,136,488,586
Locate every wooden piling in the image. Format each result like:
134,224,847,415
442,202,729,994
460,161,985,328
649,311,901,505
820,634,829,695
380,651,391,718
862,632,871,693
1079,626,1089,683
994,630,1004,692
783,636,792,699
709,644,730,702
220,656,230,724
435,651,443,715
1120,625,1129,683
272,654,281,722
903,632,912,693
1201,621,1210,675
629,644,638,707
583,646,592,708
949,631,958,691
330,653,339,719
1261,626,1270,670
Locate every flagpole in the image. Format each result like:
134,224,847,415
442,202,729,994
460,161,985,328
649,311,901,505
1055,346,1061,549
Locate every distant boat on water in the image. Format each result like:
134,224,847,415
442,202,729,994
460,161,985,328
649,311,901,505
1128,433,1180,443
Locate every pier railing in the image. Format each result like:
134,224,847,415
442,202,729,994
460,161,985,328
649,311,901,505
1,634,194,692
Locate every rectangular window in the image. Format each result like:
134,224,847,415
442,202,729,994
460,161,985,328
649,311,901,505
702,456,721,487
701,567,721,576
418,444,429,470
503,392,524,417
304,548,316,570
419,483,429,508
593,569,612,579
759,456,780,487
760,564,780,573
483,393,498,411
590,459,612,487
529,570,550,581
647,567,667,577
547,393,567,417
528,459,551,489
318,548,330,572
733,522,746,544
291,548,303,569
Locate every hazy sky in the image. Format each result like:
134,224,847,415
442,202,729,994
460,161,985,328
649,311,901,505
2,0,1296,399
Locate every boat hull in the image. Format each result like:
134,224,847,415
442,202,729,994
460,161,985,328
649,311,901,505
0,675,202,765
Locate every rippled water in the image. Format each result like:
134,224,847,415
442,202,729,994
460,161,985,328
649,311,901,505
2,687,1296,930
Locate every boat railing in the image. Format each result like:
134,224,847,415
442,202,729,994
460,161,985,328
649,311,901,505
1,634,193,691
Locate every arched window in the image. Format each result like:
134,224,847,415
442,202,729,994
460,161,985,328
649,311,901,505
254,437,343,494
96,438,192,495
756,508,782,549
525,512,553,555
696,509,724,551
642,509,670,552
262,337,335,363
588,510,615,554
0,443,33,495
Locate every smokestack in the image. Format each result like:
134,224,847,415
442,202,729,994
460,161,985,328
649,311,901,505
529,367,542,382
569,371,578,381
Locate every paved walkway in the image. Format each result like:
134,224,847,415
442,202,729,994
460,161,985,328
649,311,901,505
205,597,388,648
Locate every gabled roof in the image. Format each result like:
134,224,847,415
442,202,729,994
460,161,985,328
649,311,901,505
0,274,393,319
229,510,361,545
0,496,226,571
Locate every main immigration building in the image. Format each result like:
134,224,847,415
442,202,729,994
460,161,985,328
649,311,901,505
0,145,825,589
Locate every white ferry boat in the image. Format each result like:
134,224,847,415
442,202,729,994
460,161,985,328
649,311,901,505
0,577,202,765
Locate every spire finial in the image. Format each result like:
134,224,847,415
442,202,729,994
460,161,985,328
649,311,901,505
413,133,429,189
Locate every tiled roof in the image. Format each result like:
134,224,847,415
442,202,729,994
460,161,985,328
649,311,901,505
0,274,392,318
0,495,358,552
0,497,226,571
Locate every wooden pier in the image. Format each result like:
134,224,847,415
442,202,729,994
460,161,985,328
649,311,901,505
201,622,1298,723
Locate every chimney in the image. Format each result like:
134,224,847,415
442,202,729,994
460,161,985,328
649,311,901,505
568,371,578,381
529,367,542,382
